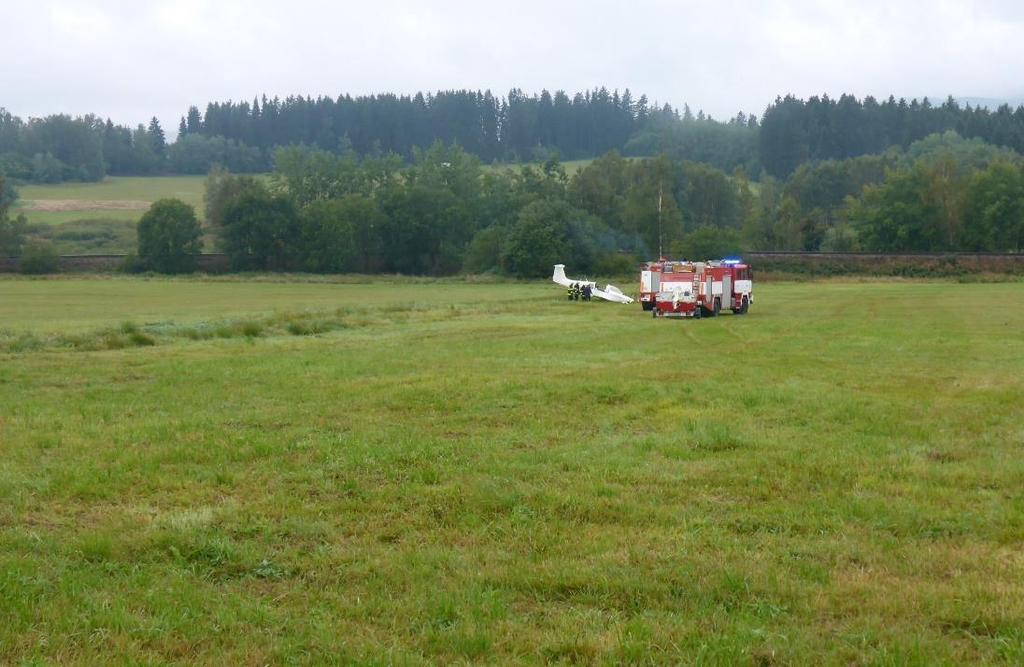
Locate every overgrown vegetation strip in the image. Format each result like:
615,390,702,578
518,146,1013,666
0,300,505,353
1,279,1022,662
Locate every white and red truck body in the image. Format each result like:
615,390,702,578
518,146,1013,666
638,260,667,311
649,259,753,318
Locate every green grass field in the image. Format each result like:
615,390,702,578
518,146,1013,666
2,278,1022,663
17,176,208,203
16,209,145,227
14,176,208,225
10,176,211,254
483,158,597,175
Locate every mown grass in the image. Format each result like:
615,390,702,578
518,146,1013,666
15,176,209,220
0,276,537,334
0,277,1022,663
9,176,212,254
13,209,145,227
23,219,139,255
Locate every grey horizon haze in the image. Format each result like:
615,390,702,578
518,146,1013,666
5,0,1024,137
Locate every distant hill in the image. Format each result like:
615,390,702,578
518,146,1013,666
954,96,1024,110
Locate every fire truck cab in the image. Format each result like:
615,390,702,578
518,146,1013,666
651,259,753,318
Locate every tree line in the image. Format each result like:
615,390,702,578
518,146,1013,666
190,133,1024,275
199,144,629,277
190,88,665,163
6,129,1023,272
0,172,59,272
0,110,262,182
760,94,1024,178
0,173,27,254
744,131,1024,253
0,87,766,185
0,87,677,184
8,90,1024,189
120,143,761,276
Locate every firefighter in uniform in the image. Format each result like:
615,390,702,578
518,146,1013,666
567,283,574,301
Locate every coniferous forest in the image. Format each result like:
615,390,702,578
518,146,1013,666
4,89,1024,182
3,89,1024,265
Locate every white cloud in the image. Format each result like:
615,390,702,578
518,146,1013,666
3,0,1023,132
48,1,116,39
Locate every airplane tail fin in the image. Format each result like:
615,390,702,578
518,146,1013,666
554,264,632,302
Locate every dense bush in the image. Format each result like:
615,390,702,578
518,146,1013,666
221,190,300,271
593,252,637,277
203,134,1024,278
137,199,204,273
0,174,27,256
19,241,59,274
672,226,743,260
298,196,385,273
118,252,149,274
462,226,507,274
0,214,26,256
169,134,264,174
501,200,598,278
0,111,106,182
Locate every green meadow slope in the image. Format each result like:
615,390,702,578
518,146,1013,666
15,176,209,225
11,176,210,254
1,278,1022,663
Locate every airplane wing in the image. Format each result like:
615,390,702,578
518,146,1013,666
593,284,634,304
552,264,634,304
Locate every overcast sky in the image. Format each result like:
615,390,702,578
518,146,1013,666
5,0,1024,135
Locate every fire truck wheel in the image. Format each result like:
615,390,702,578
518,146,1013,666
693,307,701,319
642,301,654,311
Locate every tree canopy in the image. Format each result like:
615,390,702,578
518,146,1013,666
0,173,27,256
202,132,1024,278
760,94,1024,178
137,199,203,273
8,90,1024,189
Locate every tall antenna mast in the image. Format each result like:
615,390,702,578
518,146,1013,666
657,177,664,259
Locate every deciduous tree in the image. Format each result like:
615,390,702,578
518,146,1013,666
137,198,203,273
221,190,299,270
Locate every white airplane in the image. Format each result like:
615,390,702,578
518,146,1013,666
552,264,634,304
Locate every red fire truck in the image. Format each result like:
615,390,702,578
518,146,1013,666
638,259,667,311
649,259,753,318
